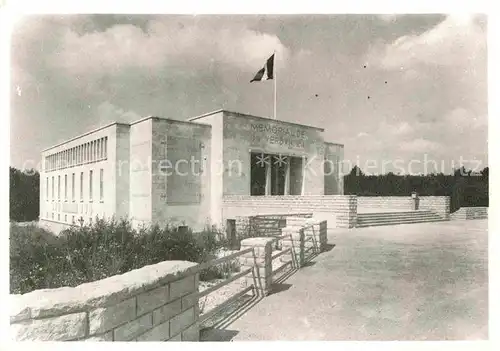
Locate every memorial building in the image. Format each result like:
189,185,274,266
39,110,344,233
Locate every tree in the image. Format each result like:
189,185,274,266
9,167,40,222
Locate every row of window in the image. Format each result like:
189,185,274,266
45,137,108,172
46,169,104,202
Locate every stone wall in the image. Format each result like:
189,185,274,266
10,261,200,342
450,207,488,220
235,213,313,239
357,196,414,210
224,195,357,228
419,196,451,220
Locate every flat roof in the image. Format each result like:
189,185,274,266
42,121,128,152
129,115,211,127
42,116,210,153
324,141,344,147
42,109,327,153
188,109,325,132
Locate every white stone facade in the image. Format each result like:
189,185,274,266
39,110,344,233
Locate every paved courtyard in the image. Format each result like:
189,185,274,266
206,219,488,341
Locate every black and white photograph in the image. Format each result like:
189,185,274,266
3,4,492,344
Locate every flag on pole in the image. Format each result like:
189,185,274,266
250,54,274,82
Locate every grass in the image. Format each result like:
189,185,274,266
9,218,233,295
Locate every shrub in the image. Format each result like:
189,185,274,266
10,219,231,295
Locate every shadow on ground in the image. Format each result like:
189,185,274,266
323,243,336,252
200,328,240,342
269,283,292,295
200,241,339,341
200,293,262,341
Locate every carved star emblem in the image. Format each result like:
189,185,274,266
274,154,288,167
256,153,270,167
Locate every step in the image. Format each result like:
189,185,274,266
357,213,442,220
357,214,442,222
357,211,434,218
357,217,442,223
356,218,446,228
357,213,442,221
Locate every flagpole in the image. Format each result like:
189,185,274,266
274,50,277,120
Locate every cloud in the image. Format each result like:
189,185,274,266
92,101,142,129
49,19,289,77
400,138,442,153
369,14,486,69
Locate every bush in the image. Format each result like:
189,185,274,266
10,219,230,295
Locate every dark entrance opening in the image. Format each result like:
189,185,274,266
250,152,304,196
250,153,266,195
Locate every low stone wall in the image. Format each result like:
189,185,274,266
357,196,414,211
450,207,488,220
224,195,357,228
419,196,450,220
10,261,200,342
286,217,328,254
235,213,313,239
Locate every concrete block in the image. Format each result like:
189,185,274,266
168,333,182,341
137,285,169,316
85,331,113,341
170,276,195,300
11,312,87,341
181,322,200,341
152,299,182,325
113,313,153,341
89,297,136,334
181,291,198,311
136,320,170,341
170,307,195,337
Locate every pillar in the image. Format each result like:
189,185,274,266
265,161,272,196
239,237,274,296
284,160,290,195
411,191,419,210
280,227,305,269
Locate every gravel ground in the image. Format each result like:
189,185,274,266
199,253,293,329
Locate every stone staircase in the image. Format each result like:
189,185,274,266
356,210,445,228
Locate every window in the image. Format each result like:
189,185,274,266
72,173,75,201
64,174,68,201
46,177,49,200
58,214,60,221
51,176,54,199
72,215,75,224
104,137,107,158
64,214,67,222
100,169,104,201
89,170,93,201
84,144,87,163
58,175,61,200
97,140,100,160
80,172,84,201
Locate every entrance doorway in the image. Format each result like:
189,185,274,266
250,152,303,196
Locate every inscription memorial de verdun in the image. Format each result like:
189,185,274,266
250,122,307,149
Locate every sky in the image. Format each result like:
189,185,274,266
9,14,488,175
